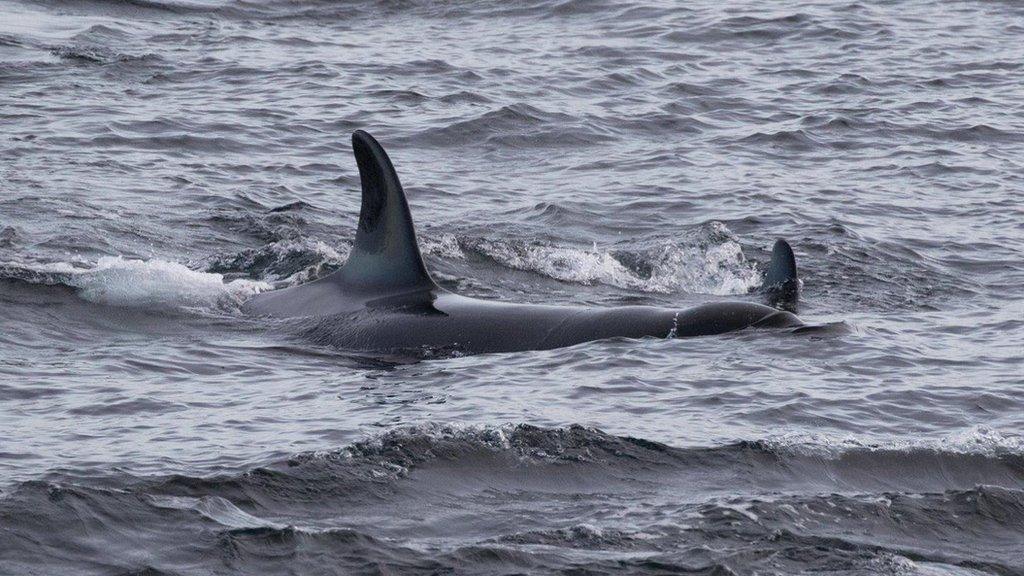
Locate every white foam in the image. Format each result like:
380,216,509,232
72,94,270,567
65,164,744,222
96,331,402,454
266,238,349,285
61,256,269,311
471,234,762,295
421,233,465,259
641,238,763,295
477,239,638,286
761,426,1024,459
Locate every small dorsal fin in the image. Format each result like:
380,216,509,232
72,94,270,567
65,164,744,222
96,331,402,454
763,239,797,289
760,239,799,311
329,130,437,293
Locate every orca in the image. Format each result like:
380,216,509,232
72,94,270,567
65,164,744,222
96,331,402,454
242,130,804,356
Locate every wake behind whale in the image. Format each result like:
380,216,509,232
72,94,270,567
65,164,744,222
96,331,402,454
242,131,806,356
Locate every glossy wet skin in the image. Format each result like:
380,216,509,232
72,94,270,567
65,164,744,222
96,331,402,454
255,287,802,355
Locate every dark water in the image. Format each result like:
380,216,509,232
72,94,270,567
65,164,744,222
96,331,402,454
2,0,1023,573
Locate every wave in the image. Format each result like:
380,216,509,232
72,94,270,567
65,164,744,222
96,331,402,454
738,128,824,151
407,103,611,148
8,423,1019,504
25,0,264,19
284,424,1024,492
206,238,348,286
50,45,164,68
43,0,621,22
2,424,1022,574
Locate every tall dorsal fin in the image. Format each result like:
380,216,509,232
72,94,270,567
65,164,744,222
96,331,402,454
330,130,437,293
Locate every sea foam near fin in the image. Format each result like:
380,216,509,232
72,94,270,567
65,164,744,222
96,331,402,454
423,224,764,295
1,256,270,312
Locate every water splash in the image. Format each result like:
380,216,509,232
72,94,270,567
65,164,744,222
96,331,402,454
459,223,763,295
206,238,349,286
1,256,269,312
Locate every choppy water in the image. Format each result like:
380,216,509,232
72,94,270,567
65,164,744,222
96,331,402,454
2,0,1023,574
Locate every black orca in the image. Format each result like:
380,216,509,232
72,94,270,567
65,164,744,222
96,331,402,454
242,131,804,355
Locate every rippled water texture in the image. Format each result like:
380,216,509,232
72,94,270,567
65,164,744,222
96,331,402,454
2,0,1023,574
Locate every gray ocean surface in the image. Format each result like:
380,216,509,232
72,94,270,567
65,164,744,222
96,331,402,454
2,0,1023,574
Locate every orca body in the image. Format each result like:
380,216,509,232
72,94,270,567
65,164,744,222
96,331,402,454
243,131,804,356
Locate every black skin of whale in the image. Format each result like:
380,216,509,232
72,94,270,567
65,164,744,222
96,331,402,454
242,131,804,356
